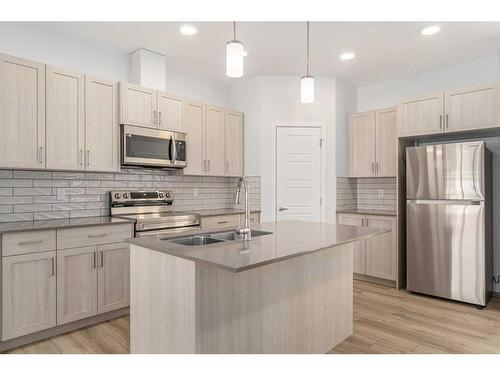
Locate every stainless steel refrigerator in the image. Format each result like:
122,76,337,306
406,141,493,307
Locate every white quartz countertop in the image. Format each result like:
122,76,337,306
127,220,387,272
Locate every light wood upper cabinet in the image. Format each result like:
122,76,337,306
225,111,244,176
85,76,119,172
336,213,366,274
349,111,376,177
365,216,397,281
119,81,157,127
445,84,499,132
98,242,130,314
183,101,206,176
157,92,184,131
206,106,226,176
0,54,46,169
348,108,396,177
398,93,444,136
376,108,397,177
2,251,57,341
46,66,85,170
57,246,98,325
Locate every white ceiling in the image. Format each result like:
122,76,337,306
45,22,500,86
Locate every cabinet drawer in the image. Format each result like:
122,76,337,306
201,214,240,230
57,224,133,250
2,230,56,256
240,212,260,225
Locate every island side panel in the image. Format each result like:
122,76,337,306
194,243,354,353
130,244,196,354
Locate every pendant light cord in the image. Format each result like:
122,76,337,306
233,21,236,40
306,21,310,76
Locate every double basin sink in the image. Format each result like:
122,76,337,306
164,229,272,246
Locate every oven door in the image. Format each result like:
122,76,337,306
122,125,185,168
135,226,201,238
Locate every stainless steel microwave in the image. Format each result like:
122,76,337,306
121,125,187,169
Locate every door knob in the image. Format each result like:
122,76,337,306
278,207,289,211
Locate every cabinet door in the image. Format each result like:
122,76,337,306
2,251,56,340
119,82,157,128
205,106,226,176
98,242,130,314
157,92,184,131
365,216,397,281
348,111,376,177
85,76,119,172
225,111,244,176
0,54,45,169
57,246,98,325
336,213,366,274
183,101,206,175
399,93,444,136
445,84,499,132
376,107,397,177
46,66,85,170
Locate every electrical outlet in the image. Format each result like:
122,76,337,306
193,187,198,198
378,189,384,198
57,188,66,201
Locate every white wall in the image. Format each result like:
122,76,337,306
230,76,337,223
335,78,357,177
0,22,129,81
0,22,232,108
357,56,500,112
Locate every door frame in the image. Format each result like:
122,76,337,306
273,123,327,223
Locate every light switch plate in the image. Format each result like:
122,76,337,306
378,189,384,198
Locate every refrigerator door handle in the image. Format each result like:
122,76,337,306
409,199,482,205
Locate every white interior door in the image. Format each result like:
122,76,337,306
276,127,322,222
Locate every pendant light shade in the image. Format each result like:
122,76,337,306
300,21,314,104
300,76,314,104
226,22,244,78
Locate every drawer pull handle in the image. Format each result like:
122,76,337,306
88,234,106,238
18,240,43,245
217,221,229,224
50,257,55,276
100,251,104,268
93,251,97,269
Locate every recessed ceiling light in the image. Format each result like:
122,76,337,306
179,25,197,36
421,25,441,36
340,52,355,61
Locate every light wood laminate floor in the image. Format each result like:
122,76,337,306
4,280,500,354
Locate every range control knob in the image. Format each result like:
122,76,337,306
114,193,121,199
123,193,129,199
158,192,164,198
166,192,172,198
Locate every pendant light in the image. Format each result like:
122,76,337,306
226,21,244,78
300,21,314,103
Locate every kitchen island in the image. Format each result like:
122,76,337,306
127,220,385,354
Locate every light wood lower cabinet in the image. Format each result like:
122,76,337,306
365,216,397,281
335,214,365,274
201,214,240,230
2,251,57,341
1,224,132,340
57,246,98,325
337,213,397,283
239,212,260,226
98,242,130,314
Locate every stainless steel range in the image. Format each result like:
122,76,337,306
110,190,201,237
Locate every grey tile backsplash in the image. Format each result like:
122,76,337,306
337,176,396,212
0,169,261,223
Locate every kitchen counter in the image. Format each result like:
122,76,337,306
129,220,385,353
336,208,397,216
0,216,134,234
127,220,386,272
185,208,261,217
